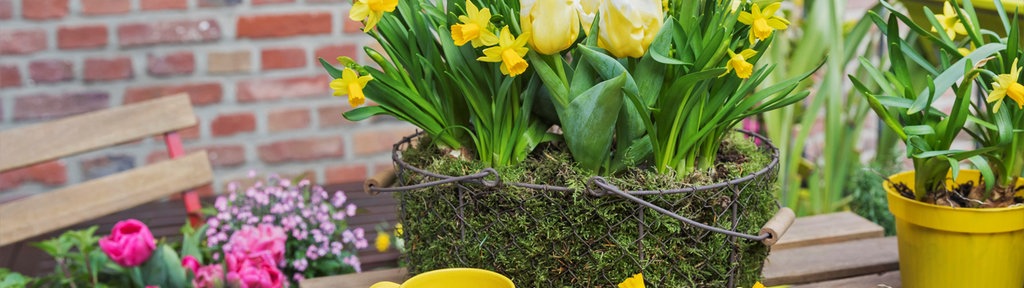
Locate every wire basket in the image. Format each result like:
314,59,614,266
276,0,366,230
366,131,794,287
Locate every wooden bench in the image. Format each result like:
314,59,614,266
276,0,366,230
301,211,902,287
0,94,212,247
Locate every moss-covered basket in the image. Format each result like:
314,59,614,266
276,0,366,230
390,131,781,287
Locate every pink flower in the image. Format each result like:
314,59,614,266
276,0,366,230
227,253,285,288
182,255,201,275
194,264,225,288
225,224,287,265
99,219,156,267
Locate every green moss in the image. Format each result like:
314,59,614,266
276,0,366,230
396,133,778,287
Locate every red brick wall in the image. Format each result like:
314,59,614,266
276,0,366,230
0,0,415,202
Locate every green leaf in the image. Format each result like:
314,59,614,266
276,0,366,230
318,58,343,79
343,106,389,121
904,125,936,135
560,74,628,172
916,43,1006,104
967,155,996,194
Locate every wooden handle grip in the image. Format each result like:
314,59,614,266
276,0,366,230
759,207,795,246
364,166,397,195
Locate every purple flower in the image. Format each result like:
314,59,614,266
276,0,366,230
346,204,357,217
292,259,308,272
332,192,347,207
343,255,362,273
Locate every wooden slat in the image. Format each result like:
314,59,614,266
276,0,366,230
0,152,212,246
0,94,196,172
791,271,901,288
301,267,407,288
761,237,899,286
772,211,884,250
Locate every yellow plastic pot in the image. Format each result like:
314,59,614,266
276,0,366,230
885,170,1024,288
369,268,515,288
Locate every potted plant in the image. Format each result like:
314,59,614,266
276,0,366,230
850,0,1024,286
323,0,815,286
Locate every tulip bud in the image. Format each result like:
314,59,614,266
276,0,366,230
521,0,581,55
590,0,663,58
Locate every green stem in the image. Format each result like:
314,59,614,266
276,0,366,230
130,267,144,288
1005,128,1024,187
913,158,950,201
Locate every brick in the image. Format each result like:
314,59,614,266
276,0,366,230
23,0,67,20
342,9,365,34
84,57,132,82
325,163,368,184
81,0,130,15
28,60,73,83
141,0,187,10
317,105,355,128
314,44,359,63
0,161,67,192
352,125,418,156
211,112,256,137
81,155,135,181
258,137,344,164
14,92,109,121
125,83,222,106
236,12,332,38
207,50,251,74
58,25,108,50
150,145,246,167
179,123,200,140
252,0,294,4
0,0,12,19
118,19,221,47
0,29,47,55
147,51,194,76
0,64,20,88
236,75,329,102
261,47,305,70
198,0,242,7
267,108,310,132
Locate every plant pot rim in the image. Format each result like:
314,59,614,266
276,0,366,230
885,170,1024,233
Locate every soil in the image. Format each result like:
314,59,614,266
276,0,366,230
891,177,1024,208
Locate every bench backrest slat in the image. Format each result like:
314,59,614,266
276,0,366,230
0,94,196,172
0,152,212,246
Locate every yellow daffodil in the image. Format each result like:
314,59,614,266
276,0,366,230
933,1,969,40
958,44,975,56
478,26,530,77
724,49,757,79
350,0,399,33
451,0,498,48
330,68,374,107
753,281,766,288
521,0,579,55
375,232,390,252
618,273,644,288
988,58,1024,113
394,223,403,237
738,2,789,44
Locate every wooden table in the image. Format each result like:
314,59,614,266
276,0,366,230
302,211,902,287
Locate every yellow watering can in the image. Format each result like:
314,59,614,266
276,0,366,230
370,268,515,288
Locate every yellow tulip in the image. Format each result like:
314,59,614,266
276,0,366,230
330,68,374,107
521,0,580,55
988,58,1024,113
581,0,663,58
